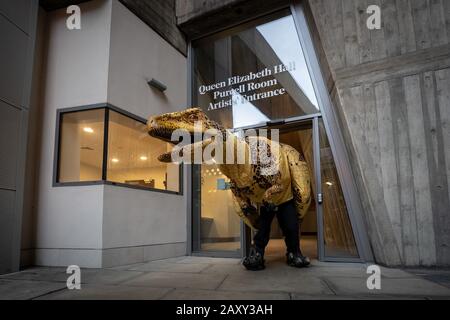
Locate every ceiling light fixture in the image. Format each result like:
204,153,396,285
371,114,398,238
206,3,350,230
326,181,333,186
140,156,148,161
111,158,119,163
83,127,94,133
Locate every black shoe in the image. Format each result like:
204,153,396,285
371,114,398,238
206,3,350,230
243,247,265,271
286,252,310,268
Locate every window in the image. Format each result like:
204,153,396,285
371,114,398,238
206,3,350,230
192,9,319,129
55,105,181,194
106,110,180,192
58,109,105,182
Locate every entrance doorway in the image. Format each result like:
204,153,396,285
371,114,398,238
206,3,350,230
247,119,359,262
188,3,372,262
265,122,318,261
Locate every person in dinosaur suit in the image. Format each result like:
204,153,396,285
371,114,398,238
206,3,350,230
147,108,312,270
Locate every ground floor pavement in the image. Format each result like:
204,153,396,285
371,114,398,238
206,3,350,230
1,245,450,300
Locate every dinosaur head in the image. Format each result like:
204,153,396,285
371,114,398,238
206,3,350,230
147,107,224,162
148,108,222,142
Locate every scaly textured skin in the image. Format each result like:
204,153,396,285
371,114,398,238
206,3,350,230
148,108,311,230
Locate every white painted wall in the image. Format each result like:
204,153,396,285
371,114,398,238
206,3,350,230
32,0,187,267
102,0,188,259
33,0,112,267
107,0,187,119
102,185,186,248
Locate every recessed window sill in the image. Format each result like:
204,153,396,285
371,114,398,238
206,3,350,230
53,180,183,196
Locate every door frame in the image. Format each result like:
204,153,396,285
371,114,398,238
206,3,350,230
186,0,374,262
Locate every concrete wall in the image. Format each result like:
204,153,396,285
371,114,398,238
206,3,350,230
176,0,290,39
0,0,38,274
119,0,186,55
175,0,450,266
31,0,111,267
308,0,450,267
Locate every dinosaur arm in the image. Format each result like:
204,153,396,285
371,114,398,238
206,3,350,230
232,198,260,230
262,183,284,208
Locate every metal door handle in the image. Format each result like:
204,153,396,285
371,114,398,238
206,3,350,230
317,193,323,204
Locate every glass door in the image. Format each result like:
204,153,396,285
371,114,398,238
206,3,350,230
243,117,360,261
189,4,372,261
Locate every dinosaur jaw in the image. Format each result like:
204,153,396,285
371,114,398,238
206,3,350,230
147,119,176,143
148,120,196,162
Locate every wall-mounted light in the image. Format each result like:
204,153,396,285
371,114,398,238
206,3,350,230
83,127,94,133
326,181,333,186
140,156,148,161
148,78,167,92
111,158,119,163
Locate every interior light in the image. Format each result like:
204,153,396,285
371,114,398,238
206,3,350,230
83,127,94,133
326,181,333,186
111,158,119,163
140,156,148,161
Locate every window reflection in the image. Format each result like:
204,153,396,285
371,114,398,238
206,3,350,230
58,109,105,182
57,108,180,193
107,110,179,192
319,120,358,258
193,10,319,129
200,164,241,252
256,15,319,108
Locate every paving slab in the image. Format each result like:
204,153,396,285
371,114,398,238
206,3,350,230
406,268,450,289
0,267,144,285
201,263,248,275
324,276,450,298
378,267,417,279
122,272,227,290
127,260,210,273
35,284,171,300
0,267,68,282
78,269,145,285
0,279,66,300
175,256,241,265
218,273,334,295
200,261,367,279
291,293,425,300
307,260,368,269
162,288,290,300
107,262,147,271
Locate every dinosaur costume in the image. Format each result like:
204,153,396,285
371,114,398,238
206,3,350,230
148,108,312,269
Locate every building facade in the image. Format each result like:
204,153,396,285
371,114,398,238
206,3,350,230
0,0,449,274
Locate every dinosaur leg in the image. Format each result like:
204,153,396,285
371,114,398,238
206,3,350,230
243,205,277,271
276,200,300,254
277,200,310,268
230,184,260,230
